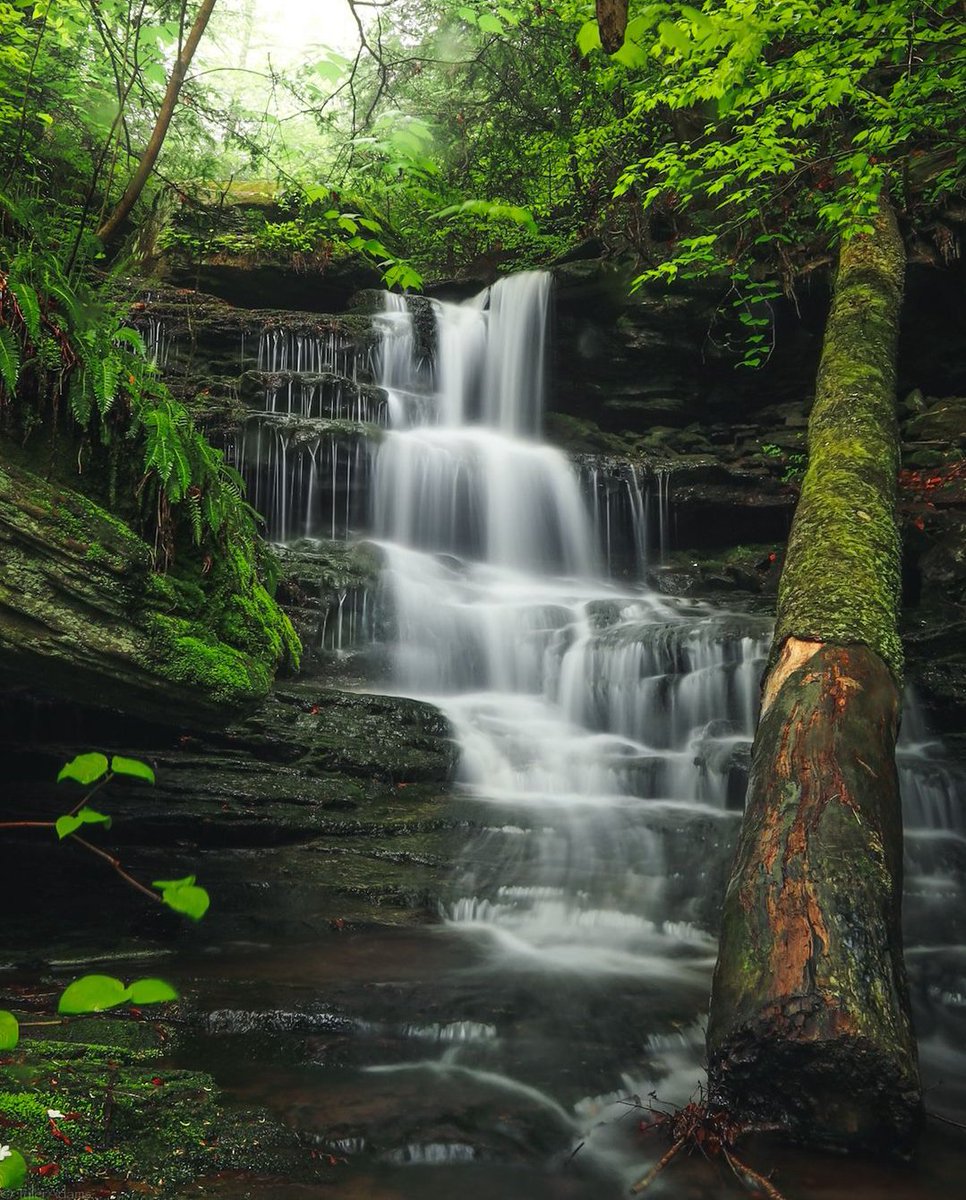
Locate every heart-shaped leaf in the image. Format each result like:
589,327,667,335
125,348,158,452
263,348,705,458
127,978,179,1004
55,807,112,840
0,1009,19,1049
57,752,109,786
110,755,155,784
58,974,128,1014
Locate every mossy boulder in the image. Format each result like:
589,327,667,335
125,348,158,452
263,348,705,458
0,461,297,721
0,1012,307,1196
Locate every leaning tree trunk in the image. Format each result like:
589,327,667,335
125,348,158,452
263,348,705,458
707,197,922,1151
96,0,218,246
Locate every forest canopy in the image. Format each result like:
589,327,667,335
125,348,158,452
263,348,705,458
0,0,963,561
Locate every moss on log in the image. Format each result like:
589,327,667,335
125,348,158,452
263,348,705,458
708,199,922,1151
772,199,905,681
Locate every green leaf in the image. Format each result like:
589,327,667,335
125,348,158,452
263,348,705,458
659,20,693,56
0,1009,19,1049
576,19,601,56
153,875,210,921
477,13,503,34
55,806,112,840
0,326,21,394
0,1146,27,1189
612,37,649,68
9,280,41,341
110,755,155,784
57,752,109,785
127,978,179,1005
456,5,476,22
58,974,128,1014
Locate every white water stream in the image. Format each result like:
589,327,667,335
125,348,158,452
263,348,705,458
227,271,966,1185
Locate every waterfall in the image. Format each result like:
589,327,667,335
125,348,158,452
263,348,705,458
221,270,964,1183
371,273,766,982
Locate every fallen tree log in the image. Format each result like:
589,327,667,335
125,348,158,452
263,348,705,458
707,197,922,1151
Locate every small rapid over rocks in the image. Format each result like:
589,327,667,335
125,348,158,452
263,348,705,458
215,271,965,1195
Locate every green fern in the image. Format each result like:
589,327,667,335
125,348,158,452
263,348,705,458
68,368,93,426
0,326,21,394
9,279,41,342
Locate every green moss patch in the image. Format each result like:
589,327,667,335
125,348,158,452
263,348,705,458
0,1020,301,1196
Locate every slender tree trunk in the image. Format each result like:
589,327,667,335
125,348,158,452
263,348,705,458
96,0,218,246
707,197,922,1152
596,0,628,53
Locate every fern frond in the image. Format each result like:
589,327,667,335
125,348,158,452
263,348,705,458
0,327,21,395
68,368,93,426
9,280,41,342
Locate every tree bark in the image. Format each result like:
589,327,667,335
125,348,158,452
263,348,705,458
596,1,628,54
96,0,218,246
707,197,922,1151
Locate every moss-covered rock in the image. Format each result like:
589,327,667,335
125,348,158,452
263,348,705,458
0,1013,307,1196
0,461,297,720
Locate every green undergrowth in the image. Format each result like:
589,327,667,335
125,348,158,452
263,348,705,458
0,1018,299,1196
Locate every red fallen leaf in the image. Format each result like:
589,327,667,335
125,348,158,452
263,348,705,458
768,552,777,562
85,1145,94,1153
913,516,925,530
50,1121,72,1144
35,1162,60,1177
129,1007,143,1019
151,1076,164,1086
310,705,320,715
65,1112,83,1120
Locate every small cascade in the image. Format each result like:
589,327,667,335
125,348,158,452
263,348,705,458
257,326,359,378
362,272,764,1143
215,271,965,1189
231,325,378,544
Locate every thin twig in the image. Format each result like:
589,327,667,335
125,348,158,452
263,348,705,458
69,835,162,905
927,1109,966,1133
630,1137,685,1193
724,1148,790,1200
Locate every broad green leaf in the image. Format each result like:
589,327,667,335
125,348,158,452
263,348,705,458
0,326,21,394
57,752,109,786
154,875,210,921
612,38,649,68
576,20,601,56
127,978,178,1004
55,807,112,840
456,5,476,22
659,20,693,56
0,1009,19,1049
0,1146,27,1189
158,882,210,921
477,13,503,34
313,58,343,84
58,974,128,1014
111,755,155,784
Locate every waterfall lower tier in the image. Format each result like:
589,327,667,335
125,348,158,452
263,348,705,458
206,270,965,1189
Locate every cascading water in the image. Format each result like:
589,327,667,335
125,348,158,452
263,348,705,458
365,273,772,1176
216,271,964,1192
